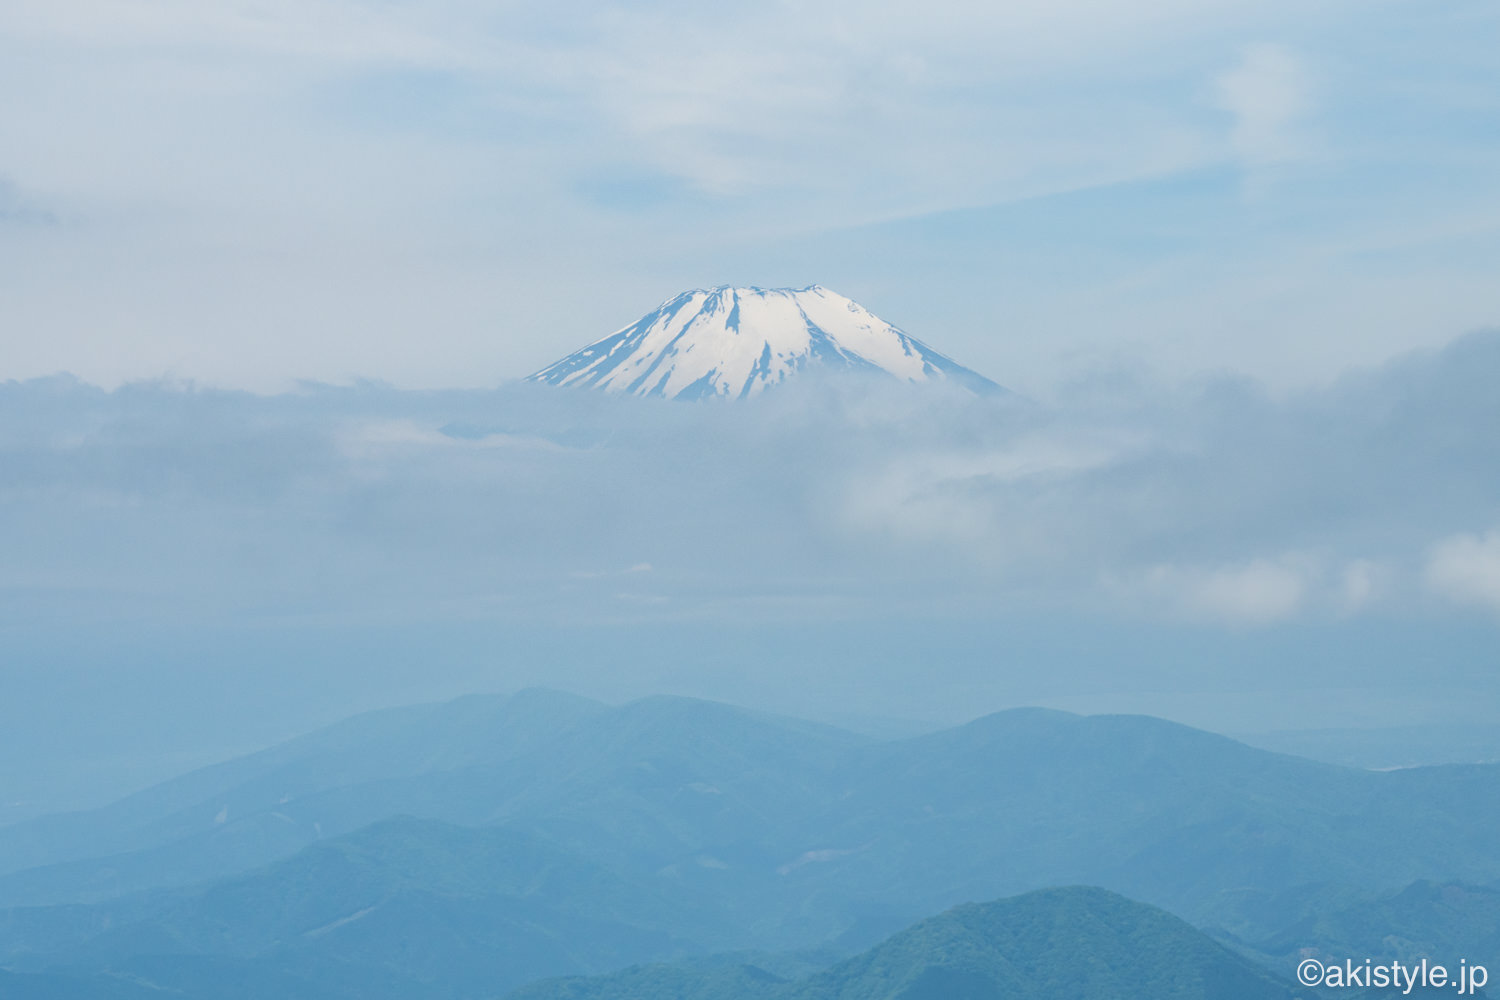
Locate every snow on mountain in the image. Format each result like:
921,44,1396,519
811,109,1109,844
528,285,1000,400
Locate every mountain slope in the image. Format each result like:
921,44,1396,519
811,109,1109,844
6,702,1500,996
0,695,870,909
6,698,1500,988
528,286,999,399
1240,879,1500,980
0,818,712,1000
792,710,1500,938
6,701,1500,928
0,689,606,894
509,887,1296,1000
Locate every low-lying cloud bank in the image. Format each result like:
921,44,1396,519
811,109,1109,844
4,330,1499,817
3,328,1498,631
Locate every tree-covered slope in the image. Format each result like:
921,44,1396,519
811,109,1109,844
510,887,1296,1000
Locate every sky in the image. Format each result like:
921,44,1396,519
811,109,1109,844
1,0,1498,394
1,1,1499,820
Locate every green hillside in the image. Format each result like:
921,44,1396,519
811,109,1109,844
510,887,1297,1000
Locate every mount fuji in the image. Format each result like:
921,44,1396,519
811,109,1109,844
528,285,1000,400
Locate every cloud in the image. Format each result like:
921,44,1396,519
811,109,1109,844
1129,554,1392,625
1216,43,1312,166
835,429,1139,564
1426,529,1500,613
1339,558,1387,613
6,338,1500,785
1133,555,1395,626
1136,556,1314,626
3,328,1500,631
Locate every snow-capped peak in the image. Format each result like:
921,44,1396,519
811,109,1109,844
528,285,1000,400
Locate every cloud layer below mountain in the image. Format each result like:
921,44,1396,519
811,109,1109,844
2,330,1496,799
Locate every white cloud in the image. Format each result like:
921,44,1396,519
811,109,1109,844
1425,529,1500,613
1132,555,1399,625
837,433,1132,555
1338,558,1386,613
1216,43,1312,165
1140,555,1314,625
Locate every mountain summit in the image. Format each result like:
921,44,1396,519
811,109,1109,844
528,285,1000,400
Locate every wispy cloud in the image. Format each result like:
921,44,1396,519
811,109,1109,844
1138,555,1315,626
1216,43,1313,167
1426,529,1500,614
1338,558,1387,614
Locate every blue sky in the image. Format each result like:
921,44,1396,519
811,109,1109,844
1,0,1497,394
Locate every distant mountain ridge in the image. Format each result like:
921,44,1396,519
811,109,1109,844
4,695,1500,921
528,286,1000,399
4,693,1500,998
0,688,610,894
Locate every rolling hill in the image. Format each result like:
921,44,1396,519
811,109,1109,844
508,886,1297,1000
